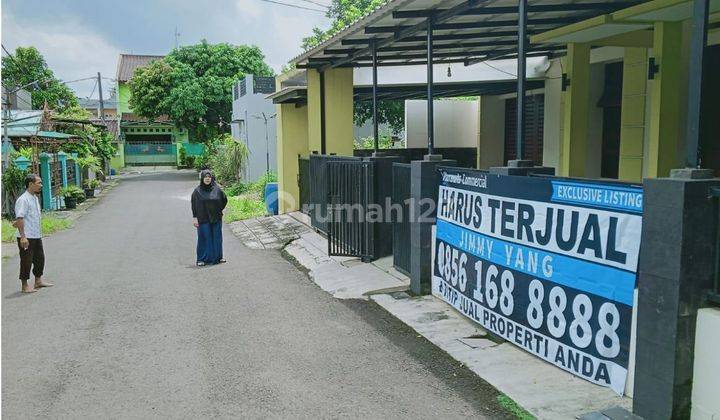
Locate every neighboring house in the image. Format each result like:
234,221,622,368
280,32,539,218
113,54,193,169
231,74,277,181
78,96,118,119
2,89,32,110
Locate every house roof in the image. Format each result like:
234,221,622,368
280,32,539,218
291,0,641,69
116,54,165,82
78,97,118,110
91,118,119,139
3,110,79,139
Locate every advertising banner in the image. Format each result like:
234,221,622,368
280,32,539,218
432,168,643,394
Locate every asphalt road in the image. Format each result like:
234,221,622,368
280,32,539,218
2,171,513,419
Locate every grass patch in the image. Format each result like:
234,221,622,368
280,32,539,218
2,215,73,243
224,195,267,223
42,216,73,236
496,395,535,420
2,219,15,242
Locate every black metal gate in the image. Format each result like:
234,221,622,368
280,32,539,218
309,154,360,233
327,159,374,260
392,163,411,275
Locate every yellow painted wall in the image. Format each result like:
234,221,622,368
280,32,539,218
306,70,322,153
647,22,683,178
561,43,591,177
618,47,648,182
306,68,354,156
277,103,309,214
323,68,354,155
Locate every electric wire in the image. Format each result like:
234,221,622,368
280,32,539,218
296,0,331,9
255,0,327,13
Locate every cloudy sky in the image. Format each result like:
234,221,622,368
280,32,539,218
2,0,331,99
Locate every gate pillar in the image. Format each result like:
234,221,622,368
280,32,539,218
409,157,456,295
39,153,54,210
633,170,720,419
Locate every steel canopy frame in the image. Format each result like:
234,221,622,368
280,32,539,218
290,0,641,156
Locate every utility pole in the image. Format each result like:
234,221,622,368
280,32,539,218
97,72,110,179
2,87,10,168
97,72,105,123
254,112,276,177
174,27,181,49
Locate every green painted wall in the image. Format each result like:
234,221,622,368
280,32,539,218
117,83,132,114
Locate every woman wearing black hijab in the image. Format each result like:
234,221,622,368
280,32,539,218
191,169,228,266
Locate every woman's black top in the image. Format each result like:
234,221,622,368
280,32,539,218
191,183,228,224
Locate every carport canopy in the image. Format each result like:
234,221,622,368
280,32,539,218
290,0,640,69
269,79,544,104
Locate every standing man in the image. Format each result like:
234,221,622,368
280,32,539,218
15,174,53,293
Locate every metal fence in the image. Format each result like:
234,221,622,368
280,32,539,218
67,158,76,186
710,186,720,306
308,154,361,233
327,159,374,260
51,159,63,209
392,163,411,275
298,156,310,214
125,141,178,166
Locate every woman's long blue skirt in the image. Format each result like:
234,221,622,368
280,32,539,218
196,222,223,264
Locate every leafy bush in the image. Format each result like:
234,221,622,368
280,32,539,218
224,182,247,197
84,179,101,189
206,134,249,184
2,163,27,199
76,155,102,173
249,172,277,197
178,146,197,168
73,189,86,203
353,135,396,150
60,185,84,198
12,147,34,160
224,196,266,222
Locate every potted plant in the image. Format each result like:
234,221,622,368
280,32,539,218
84,179,101,198
73,188,86,204
60,185,83,209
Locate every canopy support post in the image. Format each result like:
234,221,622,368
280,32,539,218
372,41,380,153
516,0,528,162
426,15,436,157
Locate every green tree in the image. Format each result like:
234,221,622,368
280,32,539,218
54,106,116,161
301,0,405,136
128,41,273,142
302,0,384,50
1,46,78,110
353,100,404,134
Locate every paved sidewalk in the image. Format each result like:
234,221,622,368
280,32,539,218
229,214,311,250
254,211,634,419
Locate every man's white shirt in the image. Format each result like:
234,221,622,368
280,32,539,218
15,191,42,239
